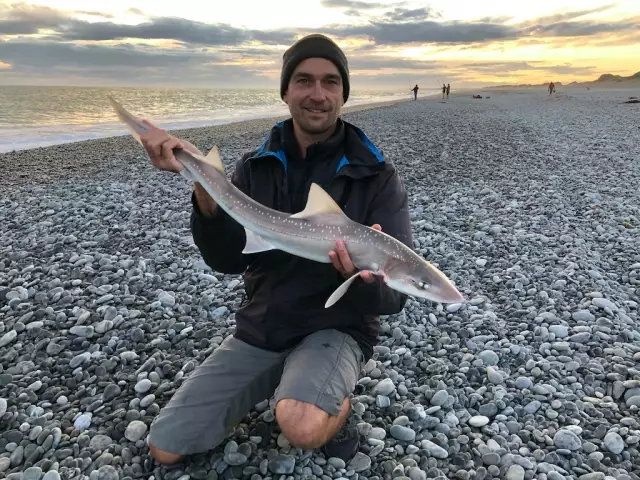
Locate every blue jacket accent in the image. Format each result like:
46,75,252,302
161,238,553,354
248,118,385,175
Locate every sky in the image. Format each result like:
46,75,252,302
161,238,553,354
0,0,638,90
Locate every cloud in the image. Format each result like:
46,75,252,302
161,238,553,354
0,2,637,88
457,61,597,76
459,61,541,71
217,47,279,58
0,2,66,34
349,55,440,71
521,4,617,26
0,3,295,47
55,18,243,44
543,64,598,75
51,17,296,46
320,0,388,9
0,40,273,86
520,19,640,38
475,16,513,24
3,2,638,51
320,6,639,46
383,7,439,22
584,32,640,47
127,8,146,16
74,10,114,18
325,20,519,44
0,40,210,68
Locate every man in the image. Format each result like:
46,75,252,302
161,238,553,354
412,84,419,100
446,83,450,99
442,84,446,99
138,34,413,465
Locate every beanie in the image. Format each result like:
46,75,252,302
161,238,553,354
280,34,350,103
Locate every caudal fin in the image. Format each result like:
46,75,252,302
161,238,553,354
107,95,150,146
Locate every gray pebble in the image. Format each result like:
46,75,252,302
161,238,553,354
124,420,147,441
468,416,490,427
603,431,625,454
553,429,582,450
390,425,416,442
346,452,371,472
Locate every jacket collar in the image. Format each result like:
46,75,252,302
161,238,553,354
247,117,385,178
282,118,345,162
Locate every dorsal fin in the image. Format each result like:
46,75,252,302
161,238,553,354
290,183,345,219
202,145,224,173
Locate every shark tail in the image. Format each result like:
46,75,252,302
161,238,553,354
107,95,149,146
108,95,200,181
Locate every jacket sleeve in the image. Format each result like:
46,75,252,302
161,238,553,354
190,155,250,274
344,167,413,315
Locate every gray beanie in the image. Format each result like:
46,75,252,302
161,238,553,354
280,34,350,103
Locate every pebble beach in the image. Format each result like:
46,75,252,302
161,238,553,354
1,88,639,480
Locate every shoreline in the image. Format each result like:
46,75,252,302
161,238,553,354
0,95,421,156
3,86,637,189
0,95,436,187
0,87,519,156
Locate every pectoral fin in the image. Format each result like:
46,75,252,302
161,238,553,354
242,228,276,254
325,272,361,308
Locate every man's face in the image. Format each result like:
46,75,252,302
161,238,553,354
283,57,344,136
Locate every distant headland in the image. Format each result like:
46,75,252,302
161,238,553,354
487,71,640,89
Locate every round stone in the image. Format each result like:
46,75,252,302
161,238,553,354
554,429,582,451
134,379,152,393
603,431,625,454
469,416,490,427
478,350,499,366
506,464,525,480
347,452,371,473
431,390,449,406
124,420,148,442
390,425,416,442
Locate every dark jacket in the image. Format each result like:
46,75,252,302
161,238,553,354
190,118,413,361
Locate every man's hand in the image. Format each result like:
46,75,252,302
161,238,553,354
329,224,382,283
139,119,202,173
139,119,219,216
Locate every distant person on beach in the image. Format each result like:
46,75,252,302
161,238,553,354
442,84,446,99
548,82,555,94
137,33,413,465
446,83,450,98
412,84,419,100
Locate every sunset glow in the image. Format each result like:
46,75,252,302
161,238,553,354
1,0,638,89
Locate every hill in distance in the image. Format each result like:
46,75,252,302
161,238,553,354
487,71,640,89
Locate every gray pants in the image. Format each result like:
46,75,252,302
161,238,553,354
148,329,364,456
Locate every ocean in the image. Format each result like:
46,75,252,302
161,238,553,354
0,86,411,153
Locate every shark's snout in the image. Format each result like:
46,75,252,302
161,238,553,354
384,257,465,305
435,281,466,304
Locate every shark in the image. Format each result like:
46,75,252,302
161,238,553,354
108,96,465,308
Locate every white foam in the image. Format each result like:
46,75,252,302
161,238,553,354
0,90,413,154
